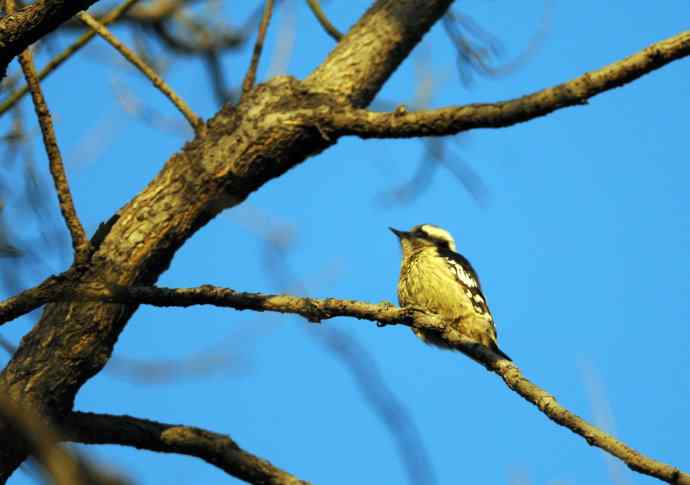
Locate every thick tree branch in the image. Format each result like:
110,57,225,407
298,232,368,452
60,284,688,485
305,0,454,106
5,0,679,481
64,411,309,485
0,0,100,77
325,29,690,138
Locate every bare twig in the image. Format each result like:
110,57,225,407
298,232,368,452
77,10,204,134
241,0,275,98
0,271,73,326
55,283,690,485
7,0,90,262
0,0,141,116
0,0,102,76
325,29,690,138
64,411,309,485
305,0,342,41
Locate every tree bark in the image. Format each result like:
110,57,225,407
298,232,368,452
0,0,100,77
0,0,454,480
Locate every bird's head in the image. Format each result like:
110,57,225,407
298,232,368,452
390,224,457,255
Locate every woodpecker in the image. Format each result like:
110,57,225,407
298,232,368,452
391,224,511,361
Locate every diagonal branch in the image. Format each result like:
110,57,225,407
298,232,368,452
0,272,72,326
241,0,275,98
59,283,689,485
77,10,204,134
305,0,342,41
0,0,142,117
0,0,100,77
7,2,91,263
324,29,690,138
64,411,309,485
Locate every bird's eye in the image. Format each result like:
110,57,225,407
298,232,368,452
437,240,451,250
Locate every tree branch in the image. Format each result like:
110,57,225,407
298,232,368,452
241,0,275,98
0,272,71,326
0,0,100,77
305,0,342,41
77,10,204,135
0,0,141,117
8,3,90,263
62,283,689,485
325,29,690,138
64,411,309,485
305,0,454,106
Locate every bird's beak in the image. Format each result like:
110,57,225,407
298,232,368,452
389,227,407,238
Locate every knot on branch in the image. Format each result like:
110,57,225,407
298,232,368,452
536,394,556,412
303,298,328,323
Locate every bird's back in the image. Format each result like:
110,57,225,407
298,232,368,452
397,247,501,353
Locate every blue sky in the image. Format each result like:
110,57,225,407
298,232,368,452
2,1,690,484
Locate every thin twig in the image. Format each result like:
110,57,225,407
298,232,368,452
305,0,342,41
0,271,74,326
0,0,141,117
8,2,90,261
241,0,275,99
76,11,204,135
65,411,309,485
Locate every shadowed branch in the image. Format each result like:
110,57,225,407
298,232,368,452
64,411,309,485
0,394,126,485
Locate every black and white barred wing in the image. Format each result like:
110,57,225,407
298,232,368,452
438,248,498,332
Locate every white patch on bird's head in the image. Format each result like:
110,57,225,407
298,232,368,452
411,224,457,252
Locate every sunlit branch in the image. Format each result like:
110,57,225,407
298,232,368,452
62,283,690,485
325,30,690,139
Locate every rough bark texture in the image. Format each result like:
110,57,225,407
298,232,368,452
0,0,100,76
0,0,454,480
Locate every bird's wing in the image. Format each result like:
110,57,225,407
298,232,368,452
437,247,497,333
